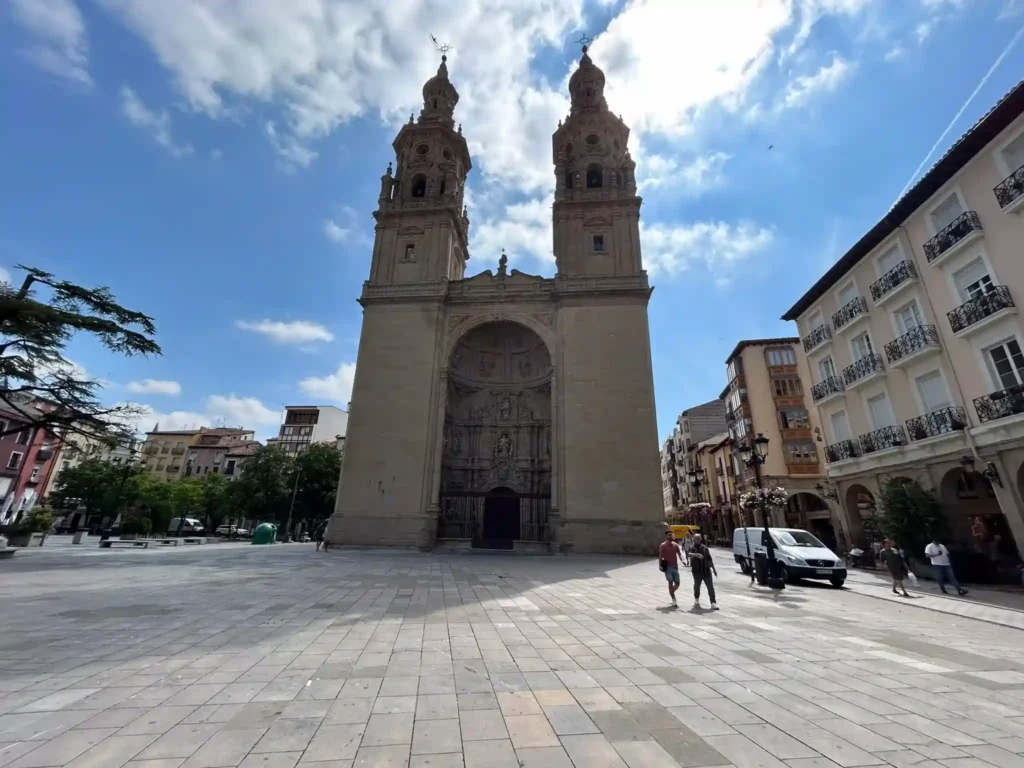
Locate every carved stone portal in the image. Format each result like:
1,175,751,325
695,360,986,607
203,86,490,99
441,321,552,498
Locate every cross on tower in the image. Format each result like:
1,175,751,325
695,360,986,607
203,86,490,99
430,34,453,59
575,33,592,53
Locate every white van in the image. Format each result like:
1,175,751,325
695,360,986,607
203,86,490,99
168,517,205,535
733,527,846,587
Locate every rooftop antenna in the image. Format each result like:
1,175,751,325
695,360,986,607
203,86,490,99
575,33,592,53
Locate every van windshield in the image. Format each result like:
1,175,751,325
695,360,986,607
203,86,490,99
773,531,825,548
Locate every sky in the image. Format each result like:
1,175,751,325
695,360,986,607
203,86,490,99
1,0,1023,443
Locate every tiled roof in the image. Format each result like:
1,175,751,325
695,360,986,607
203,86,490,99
725,337,800,364
783,79,1024,321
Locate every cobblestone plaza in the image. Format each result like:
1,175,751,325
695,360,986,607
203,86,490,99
2,544,1024,768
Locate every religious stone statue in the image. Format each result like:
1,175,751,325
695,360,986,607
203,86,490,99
448,429,461,456
518,356,533,377
494,431,513,459
498,394,512,421
497,250,508,276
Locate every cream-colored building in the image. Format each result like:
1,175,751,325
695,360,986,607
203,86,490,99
326,48,663,553
140,429,201,481
722,339,840,549
783,82,1024,574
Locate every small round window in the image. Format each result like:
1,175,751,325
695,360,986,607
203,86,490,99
585,134,600,146
415,144,430,155
442,148,453,160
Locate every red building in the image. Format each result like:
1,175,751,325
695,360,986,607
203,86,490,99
0,400,61,526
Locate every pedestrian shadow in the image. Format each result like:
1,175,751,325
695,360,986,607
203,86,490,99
655,605,679,614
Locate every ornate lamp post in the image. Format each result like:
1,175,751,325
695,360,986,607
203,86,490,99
687,466,709,531
736,433,785,590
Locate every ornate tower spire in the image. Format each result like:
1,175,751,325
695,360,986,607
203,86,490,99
419,54,459,128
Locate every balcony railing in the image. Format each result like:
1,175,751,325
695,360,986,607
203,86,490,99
948,286,1014,334
859,425,906,454
825,439,860,463
811,375,845,403
906,406,968,441
994,164,1024,209
870,260,917,302
974,385,1024,424
171,447,185,455
802,324,831,352
884,324,940,364
842,353,885,386
923,211,982,263
832,296,868,331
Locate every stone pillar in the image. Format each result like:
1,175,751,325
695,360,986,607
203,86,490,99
548,370,560,551
424,369,449,547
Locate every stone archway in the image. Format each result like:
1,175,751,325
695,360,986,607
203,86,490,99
844,483,878,547
941,467,1019,579
438,321,552,548
786,492,837,551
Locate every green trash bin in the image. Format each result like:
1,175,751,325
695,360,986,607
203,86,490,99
251,523,277,545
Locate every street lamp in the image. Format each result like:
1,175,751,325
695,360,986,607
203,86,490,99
815,480,839,501
735,433,784,590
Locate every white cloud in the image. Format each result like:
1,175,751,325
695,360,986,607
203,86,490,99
235,319,335,345
128,405,207,434
266,121,317,169
9,0,91,86
0,267,10,285
640,151,732,193
299,363,357,405
205,395,280,426
641,221,775,276
471,196,554,267
323,219,350,243
780,56,854,111
119,86,194,157
322,205,367,245
127,379,182,396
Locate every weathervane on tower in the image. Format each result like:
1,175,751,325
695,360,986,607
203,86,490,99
430,34,452,60
575,33,592,53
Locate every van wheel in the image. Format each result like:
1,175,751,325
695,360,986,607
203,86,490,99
739,559,750,575
830,578,845,588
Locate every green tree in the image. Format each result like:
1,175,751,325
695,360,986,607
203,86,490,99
293,443,343,531
170,479,203,532
198,474,231,531
50,458,142,521
878,479,947,558
133,473,173,534
0,266,160,440
231,446,293,525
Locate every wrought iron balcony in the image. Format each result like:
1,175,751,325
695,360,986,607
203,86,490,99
994,164,1024,210
171,447,186,455
859,425,906,454
884,324,940,364
842,353,885,386
802,324,831,352
870,260,917,303
811,375,845,403
974,385,1024,424
906,406,968,441
825,439,860,463
832,296,868,331
948,286,1014,334
923,211,982,263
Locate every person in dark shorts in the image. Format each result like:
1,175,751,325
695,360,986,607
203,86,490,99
880,538,909,596
313,520,328,552
659,530,686,607
689,533,719,610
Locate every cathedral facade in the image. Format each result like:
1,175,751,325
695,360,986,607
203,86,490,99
325,47,663,554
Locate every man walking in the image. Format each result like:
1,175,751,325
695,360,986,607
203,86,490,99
659,530,686,607
880,539,910,597
689,533,719,610
925,538,967,596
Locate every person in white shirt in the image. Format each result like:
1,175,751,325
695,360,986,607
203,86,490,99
924,538,968,596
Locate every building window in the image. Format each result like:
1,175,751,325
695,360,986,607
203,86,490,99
915,371,952,413
411,175,427,198
593,234,605,252
986,339,1024,390
894,301,924,334
779,407,810,429
772,377,803,397
876,244,901,275
16,429,31,445
954,258,994,302
0,420,6,437
851,331,874,361
7,452,22,470
930,193,964,232
766,348,796,366
785,441,816,461
866,393,896,429
818,356,837,382
830,410,853,442
403,244,416,262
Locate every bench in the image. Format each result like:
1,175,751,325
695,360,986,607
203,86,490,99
99,540,150,549
151,539,180,546
0,549,14,559
182,538,205,545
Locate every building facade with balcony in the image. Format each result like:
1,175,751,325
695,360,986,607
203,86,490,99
275,405,348,457
140,428,202,481
783,81,1024,575
660,437,681,515
669,400,726,511
0,401,62,524
723,339,839,549
183,428,258,479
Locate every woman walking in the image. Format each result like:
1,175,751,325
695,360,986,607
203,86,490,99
880,538,910,596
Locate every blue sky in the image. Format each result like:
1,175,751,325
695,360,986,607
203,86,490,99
2,0,1023,442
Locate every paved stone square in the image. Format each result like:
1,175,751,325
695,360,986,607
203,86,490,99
2,544,1024,768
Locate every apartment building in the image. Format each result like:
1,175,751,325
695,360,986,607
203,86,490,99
0,401,61,523
673,399,726,507
183,428,257,479
660,437,681,514
723,339,840,549
275,405,348,457
41,432,141,500
140,428,201,481
783,81,1024,572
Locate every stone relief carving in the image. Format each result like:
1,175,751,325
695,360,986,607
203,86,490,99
494,432,513,459
518,356,533,378
478,357,495,378
498,394,512,421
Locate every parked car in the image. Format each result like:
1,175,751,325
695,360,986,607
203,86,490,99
733,527,847,587
214,525,250,538
168,517,205,535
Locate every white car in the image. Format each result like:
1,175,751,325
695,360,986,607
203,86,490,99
733,527,847,587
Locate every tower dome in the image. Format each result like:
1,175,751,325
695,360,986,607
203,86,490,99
568,45,608,115
420,55,459,127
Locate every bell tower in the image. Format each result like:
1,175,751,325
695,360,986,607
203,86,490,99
368,54,472,285
552,44,641,277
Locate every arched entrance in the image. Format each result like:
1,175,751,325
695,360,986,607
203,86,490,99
844,484,878,548
941,467,1020,582
786,492,836,551
438,321,552,549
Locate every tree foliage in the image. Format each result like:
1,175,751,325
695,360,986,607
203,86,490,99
292,443,342,527
230,446,292,523
50,458,143,519
0,266,160,440
198,474,232,531
878,479,947,557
